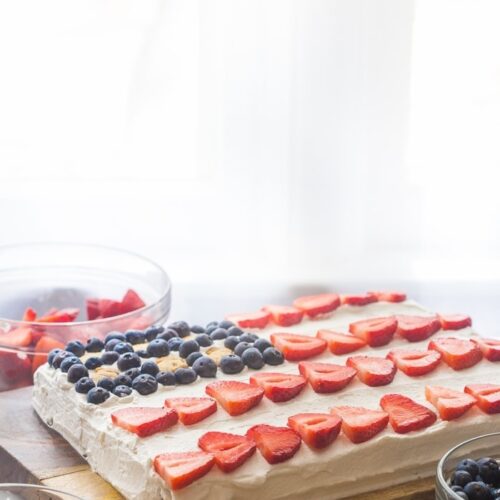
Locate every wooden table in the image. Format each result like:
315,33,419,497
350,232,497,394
0,387,434,499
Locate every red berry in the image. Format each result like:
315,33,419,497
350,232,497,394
205,380,264,416
225,311,271,329
349,316,397,347
270,333,326,361
396,315,441,342
164,397,217,425
262,305,304,327
380,394,436,434
111,407,178,437
425,385,476,420
298,361,357,393
428,337,482,370
346,355,397,387
316,330,366,355
292,293,341,318
386,348,441,377
288,413,341,449
249,372,306,402
330,406,389,444
246,424,301,464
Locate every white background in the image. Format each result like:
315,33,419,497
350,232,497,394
0,0,499,328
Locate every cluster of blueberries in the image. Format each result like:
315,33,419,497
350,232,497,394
449,457,500,499
47,319,284,405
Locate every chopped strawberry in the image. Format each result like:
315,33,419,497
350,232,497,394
386,348,441,377
111,407,178,437
349,316,397,347
246,424,301,464
205,381,264,416
428,337,482,370
425,385,476,420
330,406,389,443
439,314,472,331
340,292,378,306
262,305,304,327
298,361,357,393
86,298,100,320
346,355,397,387
316,330,366,355
396,315,441,342
0,327,33,347
371,291,407,303
38,308,80,323
32,336,65,373
464,384,500,414
292,293,341,318
98,299,122,319
270,333,326,361
249,372,306,402
121,289,146,314
473,337,500,361
198,432,256,473
154,451,214,490
380,394,437,434
287,413,341,449
0,349,32,386
225,310,271,329
22,307,37,322
164,397,217,425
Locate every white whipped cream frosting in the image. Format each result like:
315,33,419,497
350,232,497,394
32,300,500,500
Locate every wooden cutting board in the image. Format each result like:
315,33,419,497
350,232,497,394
0,387,434,499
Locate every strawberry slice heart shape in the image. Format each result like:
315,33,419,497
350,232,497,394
439,314,472,331
330,406,389,444
428,337,482,370
0,326,33,347
111,407,179,437
465,384,500,414
270,333,326,361
386,348,441,377
121,289,146,314
316,330,366,355
380,394,437,434
249,372,306,402
262,305,304,327
425,385,476,420
164,397,217,425
341,292,378,306
472,337,500,361
287,412,342,449
346,355,397,387
198,431,256,473
225,311,271,329
349,316,397,347
298,361,357,393
371,291,407,303
396,315,441,342
205,380,264,416
292,293,341,318
246,424,301,464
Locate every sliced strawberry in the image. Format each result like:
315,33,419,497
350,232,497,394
111,407,178,437
428,337,482,370
371,291,407,303
32,336,65,373
340,292,378,306
386,348,441,377
439,314,472,331
246,424,301,464
330,406,389,443
120,289,146,314
425,385,476,420
317,330,366,355
287,413,341,449
198,432,256,473
346,355,396,387
249,372,306,402
380,394,436,434
98,299,122,319
0,327,33,347
473,337,500,361
349,316,397,347
270,333,326,361
298,361,357,393
164,397,217,425
396,315,441,342
262,305,304,327
205,381,264,416
38,308,80,323
86,298,100,321
22,307,37,322
464,384,500,414
292,293,341,318
154,451,214,490
225,310,271,329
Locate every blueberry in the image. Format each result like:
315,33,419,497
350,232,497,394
490,488,500,498
234,342,252,357
195,334,213,348
52,351,72,369
141,360,160,376
206,321,219,330
240,333,258,343
192,356,217,378
224,336,240,350
456,492,469,500
84,357,103,370
464,481,492,500
105,332,126,343
65,340,86,357
97,378,115,391
104,339,121,352
75,377,95,394
147,339,170,357
113,385,133,397
174,367,197,384
454,471,473,488
227,326,244,337
48,348,63,367
187,351,204,366
156,371,176,386
452,486,465,493
179,340,200,359
458,459,480,479
167,337,183,352
86,337,105,353
113,374,132,387
87,387,110,405
190,325,205,334
241,348,264,369
114,342,134,355
145,325,164,342
125,367,141,381
117,352,141,371
157,329,179,341
206,325,218,335
478,458,500,485
125,330,146,345
101,351,119,365
132,374,158,395
219,320,234,329
60,356,83,373
254,338,272,353
263,347,284,365
210,328,228,340
220,354,245,374
67,364,89,383
136,349,151,359
168,321,191,338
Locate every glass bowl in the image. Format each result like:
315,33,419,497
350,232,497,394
0,483,84,499
0,243,171,392
436,432,500,499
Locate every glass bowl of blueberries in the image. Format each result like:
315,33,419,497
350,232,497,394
0,243,171,392
436,432,500,499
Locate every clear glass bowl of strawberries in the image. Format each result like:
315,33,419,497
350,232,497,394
0,243,171,392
